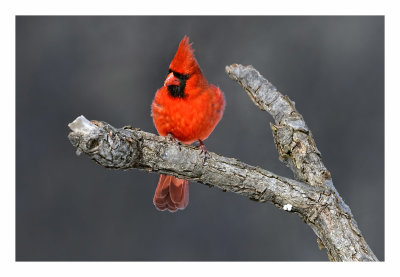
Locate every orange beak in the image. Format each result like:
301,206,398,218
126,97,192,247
164,72,180,87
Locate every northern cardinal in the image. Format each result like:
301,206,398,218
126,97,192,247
151,36,225,212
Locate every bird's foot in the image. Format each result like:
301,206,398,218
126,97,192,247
197,139,208,163
167,133,178,142
167,133,181,150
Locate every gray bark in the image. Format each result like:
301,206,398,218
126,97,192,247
68,64,378,261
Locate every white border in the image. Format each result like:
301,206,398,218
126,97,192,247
3,0,397,276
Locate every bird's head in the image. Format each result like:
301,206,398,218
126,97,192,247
164,36,205,98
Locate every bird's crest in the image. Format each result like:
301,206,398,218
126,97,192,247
169,36,200,75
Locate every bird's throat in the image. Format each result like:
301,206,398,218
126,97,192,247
167,82,186,98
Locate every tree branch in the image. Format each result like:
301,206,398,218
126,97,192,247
67,64,378,261
68,115,323,209
225,64,377,261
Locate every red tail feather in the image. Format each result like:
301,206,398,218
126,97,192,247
153,174,189,212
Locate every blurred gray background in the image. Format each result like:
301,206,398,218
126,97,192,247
16,16,384,261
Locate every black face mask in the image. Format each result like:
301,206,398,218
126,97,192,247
167,69,189,98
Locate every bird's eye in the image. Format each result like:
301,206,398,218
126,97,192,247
168,69,189,80
174,72,189,80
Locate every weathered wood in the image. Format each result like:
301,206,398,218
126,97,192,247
68,64,378,261
225,64,377,261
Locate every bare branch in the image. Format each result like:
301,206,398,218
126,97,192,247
225,64,329,189
225,64,378,261
67,64,378,261
68,116,323,212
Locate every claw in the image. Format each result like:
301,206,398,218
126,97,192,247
167,133,178,142
198,139,208,163
167,133,181,150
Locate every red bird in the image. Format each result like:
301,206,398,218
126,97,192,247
151,36,225,212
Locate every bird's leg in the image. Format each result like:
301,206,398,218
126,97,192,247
167,133,181,150
197,139,208,163
167,133,177,142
